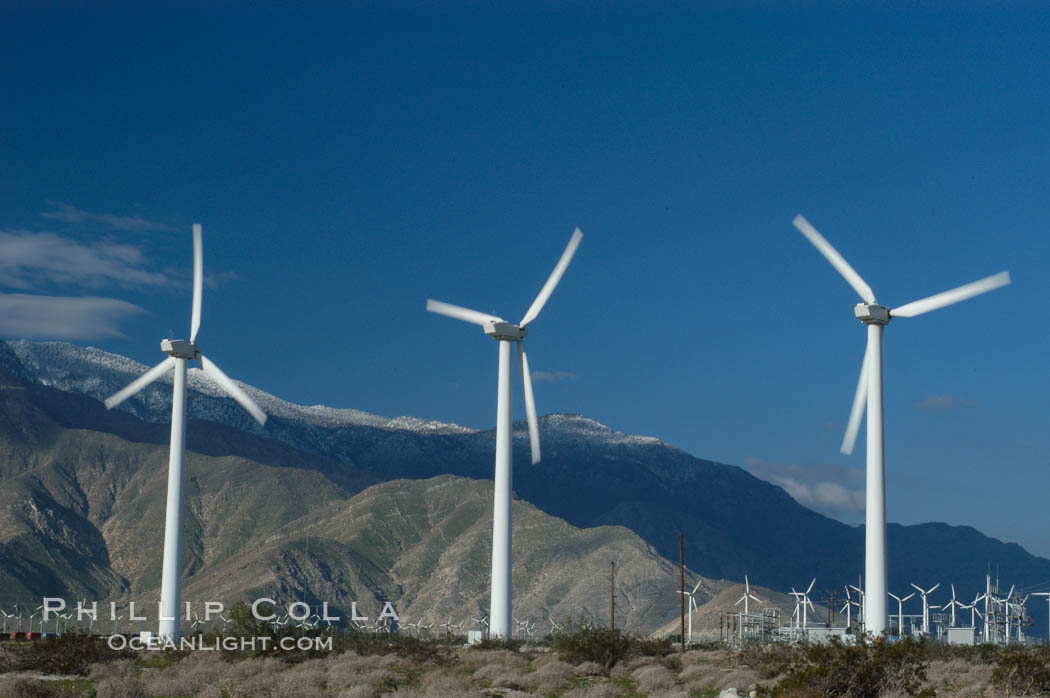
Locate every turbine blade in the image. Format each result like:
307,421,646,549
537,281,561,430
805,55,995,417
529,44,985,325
190,223,203,343
692,580,703,595
104,357,177,409
890,271,1010,318
792,215,876,304
426,299,502,326
200,355,267,425
806,578,815,595
519,228,583,327
903,593,915,602
517,341,541,464
841,339,871,455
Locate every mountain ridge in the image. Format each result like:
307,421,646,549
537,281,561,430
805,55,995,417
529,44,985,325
2,339,1048,636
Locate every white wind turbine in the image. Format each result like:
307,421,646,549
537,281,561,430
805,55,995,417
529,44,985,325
426,228,583,638
794,214,1010,634
789,579,817,630
910,582,940,635
735,575,762,616
942,584,963,628
887,591,914,635
104,224,267,640
679,579,703,644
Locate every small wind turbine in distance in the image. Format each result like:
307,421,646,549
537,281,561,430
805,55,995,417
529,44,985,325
104,224,267,641
789,579,817,630
793,214,1010,635
679,579,703,644
943,584,963,628
735,575,762,615
426,228,583,639
888,591,914,635
910,582,940,635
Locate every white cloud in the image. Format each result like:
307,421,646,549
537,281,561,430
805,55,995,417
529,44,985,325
913,394,977,413
531,370,578,383
0,229,169,290
41,201,176,233
744,457,866,517
0,293,145,340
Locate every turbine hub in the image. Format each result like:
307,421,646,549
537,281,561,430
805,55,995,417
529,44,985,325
854,303,891,326
161,338,201,360
483,321,526,341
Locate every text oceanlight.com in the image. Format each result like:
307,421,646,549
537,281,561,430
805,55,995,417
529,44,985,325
107,635,334,652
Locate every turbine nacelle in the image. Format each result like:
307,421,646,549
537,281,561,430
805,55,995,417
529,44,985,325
161,339,201,360
483,321,527,341
854,303,890,326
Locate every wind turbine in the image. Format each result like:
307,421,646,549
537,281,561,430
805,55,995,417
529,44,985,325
848,583,866,628
734,576,762,641
104,224,267,640
910,583,940,635
789,579,817,630
887,591,914,635
794,214,1010,634
942,584,963,628
735,575,762,615
426,228,583,638
679,579,703,644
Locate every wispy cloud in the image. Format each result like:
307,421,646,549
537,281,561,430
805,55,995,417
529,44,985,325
42,201,176,233
0,293,145,340
0,230,169,290
744,457,866,518
531,370,578,383
913,395,977,413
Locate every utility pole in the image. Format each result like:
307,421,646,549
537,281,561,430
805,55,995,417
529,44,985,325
610,561,616,631
679,534,685,653
826,590,837,628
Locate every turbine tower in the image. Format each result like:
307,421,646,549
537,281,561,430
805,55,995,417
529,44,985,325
888,591,914,635
105,224,266,640
910,582,940,635
426,229,583,638
793,214,1010,634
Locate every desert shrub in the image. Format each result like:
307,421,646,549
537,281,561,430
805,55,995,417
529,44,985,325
632,663,677,693
561,682,626,698
418,667,483,696
333,630,458,667
525,657,575,692
470,635,525,652
738,641,800,680
18,635,134,675
141,651,225,697
552,625,674,669
991,645,1050,695
0,678,60,698
95,673,149,698
771,637,931,698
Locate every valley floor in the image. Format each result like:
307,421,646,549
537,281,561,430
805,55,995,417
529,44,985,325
0,638,1024,697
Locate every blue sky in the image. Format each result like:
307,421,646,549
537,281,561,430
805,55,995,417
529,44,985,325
2,4,1048,556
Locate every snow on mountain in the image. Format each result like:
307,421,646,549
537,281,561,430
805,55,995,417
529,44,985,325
7,341,476,436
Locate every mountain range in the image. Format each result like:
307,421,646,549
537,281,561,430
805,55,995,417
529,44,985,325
1,339,1047,636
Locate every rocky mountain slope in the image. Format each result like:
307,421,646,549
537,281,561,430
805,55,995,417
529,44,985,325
0,356,717,632
3,339,1049,637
